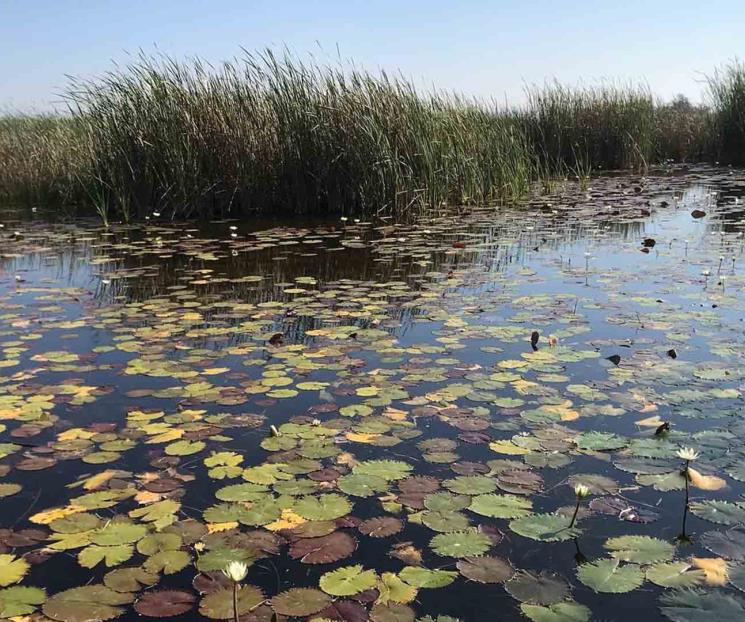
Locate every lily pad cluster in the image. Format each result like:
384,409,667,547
0,168,745,621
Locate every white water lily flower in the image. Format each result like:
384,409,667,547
574,484,591,498
222,560,249,583
676,447,699,462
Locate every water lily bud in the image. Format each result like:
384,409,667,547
574,484,591,498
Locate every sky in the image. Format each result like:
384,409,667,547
1,0,744,112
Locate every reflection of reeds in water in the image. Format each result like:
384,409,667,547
1,173,714,350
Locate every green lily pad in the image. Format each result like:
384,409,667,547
604,535,675,564
509,514,580,542
430,530,491,557
294,494,352,520
646,562,705,588
319,565,378,596
469,494,532,519
43,585,133,622
399,566,457,588
520,601,591,622
0,586,46,618
577,559,644,593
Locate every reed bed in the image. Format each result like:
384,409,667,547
60,51,533,221
0,51,743,221
707,60,745,165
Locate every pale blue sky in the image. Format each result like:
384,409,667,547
1,0,743,111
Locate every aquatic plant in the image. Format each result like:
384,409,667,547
222,561,249,622
0,172,744,620
677,447,700,540
1,51,743,221
569,484,591,528
707,60,745,165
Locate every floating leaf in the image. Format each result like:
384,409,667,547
505,570,569,605
577,559,644,593
134,590,195,618
660,589,745,621
289,532,357,564
199,586,265,620
353,460,412,481
319,565,378,596
457,556,514,583
604,535,675,564
469,494,532,519
399,566,456,588
646,562,705,588
0,555,29,587
520,602,591,622
43,585,133,622
430,530,491,557
376,572,417,605
295,494,352,520
359,517,404,538
338,473,389,497
690,500,745,525
691,557,729,586
103,567,159,593
509,514,580,542
0,586,46,618
271,588,330,617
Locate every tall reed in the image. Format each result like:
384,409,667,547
520,82,657,175
62,51,533,220
0,115,87,209
0,51,743,221
707,60,745,165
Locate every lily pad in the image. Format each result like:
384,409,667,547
604,535,675,564
430,530,491,557
456,556,514,583
509,514,580,542
399,566,457,588
520,602,591,622
134,590,196,617
577,559,644,593
199,586,265,620
469,494,532,519
505,570,569,605
271,588,331,617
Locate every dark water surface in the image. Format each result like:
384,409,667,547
1,166,745,622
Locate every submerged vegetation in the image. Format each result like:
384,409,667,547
1,51,744,221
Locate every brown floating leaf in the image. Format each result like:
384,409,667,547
369,603,415,622
320,599,369,622
134,590,196,617
289,532,357,564
398,476,439,494
192,572,233,595
451,461,489,476
457,555,514,583
389,542,422,566
199,586,265,620
358,517,404,538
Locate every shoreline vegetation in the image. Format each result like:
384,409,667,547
0,50,743,222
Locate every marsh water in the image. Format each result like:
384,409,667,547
1,166,745,622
